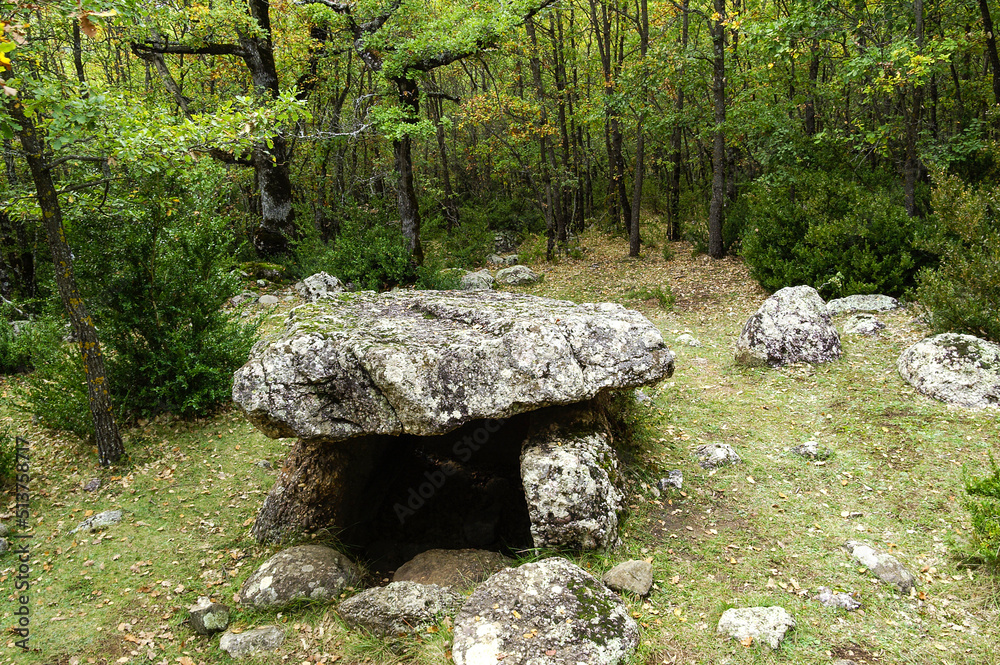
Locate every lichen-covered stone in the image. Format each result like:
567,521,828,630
460,270,494,291
486,254,518,267
188,596,230,635
844,540,916,594
219,626,284,658
338,581,463,637
695,443,742,469
295,271,345,301
735,286,841,367
827,294,899,315
717,606,795,650
843,313,885,336
791,440,833,460
521,423,624,551
452,557,639,665
70,510,122,534
813,587,861,611
233,291,674,443
237,545,361,608
393,549,511,588
602,560,653,596
496,265,540,285
897,333,1000,409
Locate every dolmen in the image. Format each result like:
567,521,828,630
232,290,674,560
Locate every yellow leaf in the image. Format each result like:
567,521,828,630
741,635,753,647
179,657,195,665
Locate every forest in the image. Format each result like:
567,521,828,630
1,0,999,459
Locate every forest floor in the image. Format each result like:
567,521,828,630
2,225,999,665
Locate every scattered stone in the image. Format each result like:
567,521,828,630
230,292,258,306
695,443,742,469
813,587,861,611
735,285,842,367
0,537,7,554
602,560,653,596
188,596,230,635
255,460,273,470
791,441,833,460
82,478,101,492
219,626,284,658
460,269,495,291
827,294,899,315
496,264,541,286
675,333,702,347
11,320,29,337
0,522,8,538
897,333,1000,409
256,279,268,287
521,418,624,551
237,545,361,608
634,389,652,404
338,581,463,637
295,272,345,302
844,540,916,594
393,549,511,588
70,509,123,534
493,232,519,255
658,470,683,490
257,294,280,306
486,254,519,267
452,557,639,665
843,313,886,336
716,606,796,650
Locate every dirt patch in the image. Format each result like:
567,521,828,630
830,641,885,663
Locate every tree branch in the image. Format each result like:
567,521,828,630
132,40,246,58
44,155,108,171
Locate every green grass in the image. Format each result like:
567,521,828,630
2,226,999,664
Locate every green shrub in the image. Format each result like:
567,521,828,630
624,285,675,311
961,459,1000,570
326,217,416,290
739,169,932,298
0,306,32,374
915,170,1000,343
0,424,18,487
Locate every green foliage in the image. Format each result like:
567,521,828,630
325,216,416,290
915,169,1000,343
0,306,32,374
0,424,17,487
624,285,675,311
962,459,1000,571
414,264,462,290
739,169,932,297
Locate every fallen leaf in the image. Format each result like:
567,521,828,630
741,636,753,647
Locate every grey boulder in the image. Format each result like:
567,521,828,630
233,290,674,442
844,540,916,594
496,264,540,286
452,557,639,665
460,269,495,291
70,510,122,534
0,522,9,538
716,606,795,650
393,549,511,588
843,313,885,336
696,443,742,469
791,440,833,460
338,581,462,637
602,560,653,596
257,294,280,306
735,285,841,367
827,294,899,315
188,596,230,635
219,626,284,658
295,271,345,301
237,545,361,608
897,333,1000,409
813,587,861,611
486,254,519,267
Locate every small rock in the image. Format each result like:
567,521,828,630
70,509,122,534
254,460,273,470
658,470,683,490
256,279,268,287
813,587,861,611
602,560,653,596
791,440,833,460
843,313,885,336
338,581,463,637
897,333,1000,409
716,606,796,650
634,389,652,404
0,537,7,554
695,443,741,469
83,478,101,492
230,292,258,307
188,596,230,635
496,264,541,286
392,549,511,588
0,522,9,538
257,294,279,306
735,285,841,367
844,540,916,594
833,660,859,665
219,626,284,658
237,545,361,608
459,269,494,291
675,333,702,347
827,294,899,315
486,253,519,267
295,272,345,301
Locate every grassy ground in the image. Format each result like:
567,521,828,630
2,226,998,665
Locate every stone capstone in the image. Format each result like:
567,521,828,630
295,272,345,302
70,510,122,534
521,418,624,551
338,581,463,637
188,596,230,635
460,269,495,291
696,443,742,469
735,286,841,367
496,265,541,286
233,290,674,443
602,560,653,596
827,294,899,315
219,626,285,658
237,545,361,608
844,540,916,594
716,606,796,650
392,549,511,588
451,557,640,665
897,333,1000,409
843,313,886,336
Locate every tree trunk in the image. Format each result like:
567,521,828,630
393,76,424,265
669,0,690,241
525,16,557,261
904,0,924,217
629,0,649,258
5,97,125,466
979,0,1000,105
707,0,727,259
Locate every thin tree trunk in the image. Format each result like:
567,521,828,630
393,76,424,265
72,21,86,87
669,0,689,241
5,96,125,466
707,0,727,259
904,0,924,217
979,0,1000,105
526,16,557,260
629,0,649,258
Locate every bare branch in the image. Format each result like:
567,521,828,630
132,40,246,59
44,155,108,171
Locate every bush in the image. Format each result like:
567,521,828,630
739,169,932,298
915,170,1000,343
325,217,416,290
0,305,32,374
0,424,17,487
961,459,1000,570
